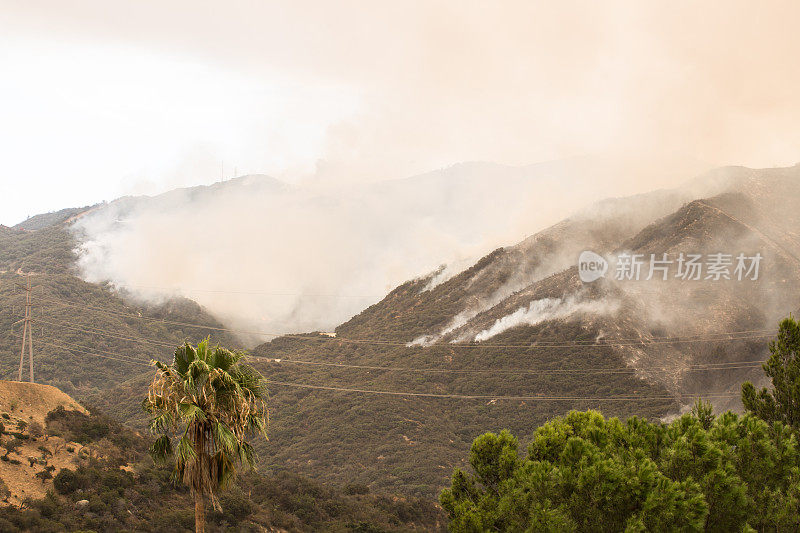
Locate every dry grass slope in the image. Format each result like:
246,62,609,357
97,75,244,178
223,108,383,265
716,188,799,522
0,381,89,505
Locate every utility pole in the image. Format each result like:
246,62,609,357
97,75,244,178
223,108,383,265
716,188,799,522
16,274,34,383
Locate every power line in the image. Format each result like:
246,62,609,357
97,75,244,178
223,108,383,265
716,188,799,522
118,283,383,299
251,355,766,375
36,340,152,367
22,340,748,404
19,315,770,376
16,296,779,348
263,379,740,402
3,316,764,401
20,292,771,346
31,317,178,348
42,338,163,364
10,336,756,401
32,295,243,335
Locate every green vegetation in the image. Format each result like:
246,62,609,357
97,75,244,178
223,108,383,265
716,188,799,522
0,225,75,275
46,405,145,461
144,340,268,533
441,317,800,531
441,408,800,531
0,405,442,532
742,315,800,428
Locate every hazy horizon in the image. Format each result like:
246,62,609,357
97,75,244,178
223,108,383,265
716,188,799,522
3,1,800,224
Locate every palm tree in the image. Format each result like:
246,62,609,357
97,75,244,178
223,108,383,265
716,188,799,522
143,339,268,533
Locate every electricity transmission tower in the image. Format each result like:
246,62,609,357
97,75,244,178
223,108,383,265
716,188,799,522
15,274,35,383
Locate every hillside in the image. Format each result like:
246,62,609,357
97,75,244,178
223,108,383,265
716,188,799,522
0,384,442,532
248,325,676,495
337,165,800,395
244,164,800,494
4,163,800,498
0,381,89,505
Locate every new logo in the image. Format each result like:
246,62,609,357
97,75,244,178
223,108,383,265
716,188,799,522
578,251,608,283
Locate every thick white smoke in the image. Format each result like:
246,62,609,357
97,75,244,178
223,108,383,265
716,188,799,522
70,158,707,345
473,296,620,342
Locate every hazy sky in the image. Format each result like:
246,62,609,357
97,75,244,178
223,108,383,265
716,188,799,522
2,1,800,225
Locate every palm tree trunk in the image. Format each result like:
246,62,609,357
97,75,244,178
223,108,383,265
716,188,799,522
193,420,206,533
194,491,205,533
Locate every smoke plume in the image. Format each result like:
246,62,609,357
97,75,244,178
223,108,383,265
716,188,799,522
474,295,620,342
71,158,708,344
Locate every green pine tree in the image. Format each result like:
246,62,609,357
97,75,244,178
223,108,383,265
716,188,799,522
742,316,800,428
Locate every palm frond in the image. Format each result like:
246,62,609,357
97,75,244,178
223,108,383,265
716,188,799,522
237,440,255,469
247,413,268,438
149,412,174,433
209,347,240,371
176,431,198,465
172,343,196,374
149,434,173,463
188,359,212,386
212,422,239,454
235,365,268,400
211,450,237,492
196,337,210,361
178,402,207,423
